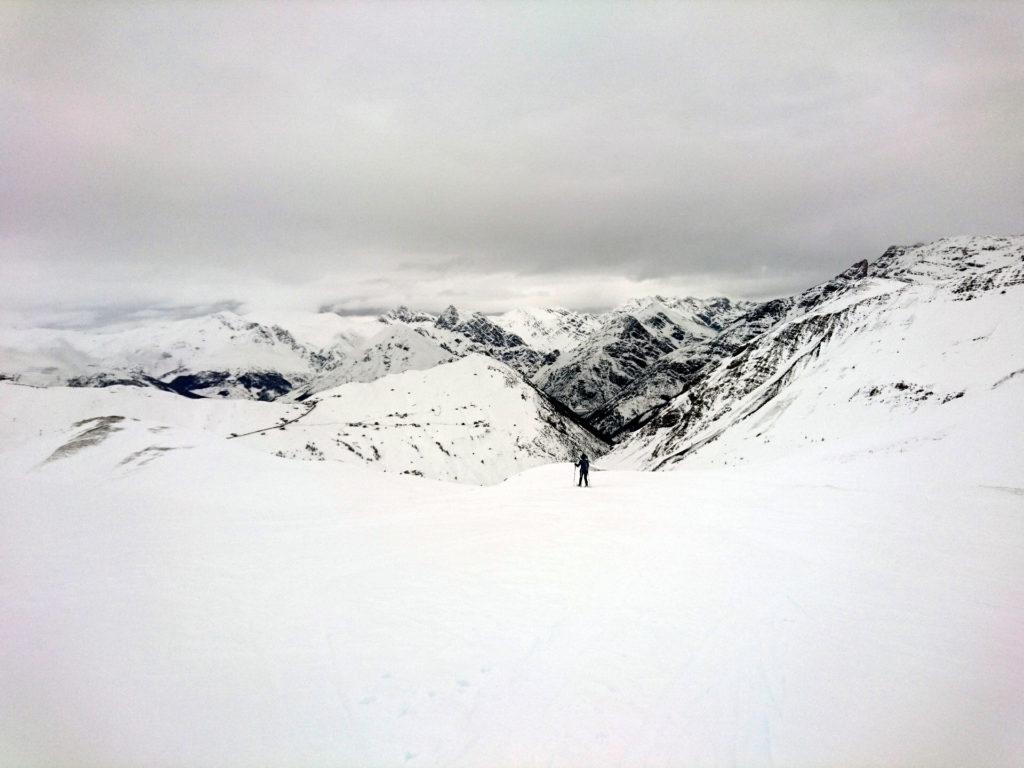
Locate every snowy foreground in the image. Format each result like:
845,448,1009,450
2,400,1023,766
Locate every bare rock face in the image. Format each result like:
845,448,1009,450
795,259,871,310
533,314,678,415
531,296,756,423
586,298,795,437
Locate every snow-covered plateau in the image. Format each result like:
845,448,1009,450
1,235,1023,766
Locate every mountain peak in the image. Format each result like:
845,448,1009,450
868,236,1023,286
381,305,435,324
839,260,869,281
435,305,461,329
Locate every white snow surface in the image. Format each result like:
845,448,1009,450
2,372,1022,766
488,307,603,353
0,355,603,486
241,310,382,350
0,311,317,386
298,323,457,394
273,356,605,484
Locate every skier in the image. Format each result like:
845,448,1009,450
575,452,590,487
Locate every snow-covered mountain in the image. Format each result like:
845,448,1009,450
249,355,606,484
615,294,755,336
585,298,793,436
294,322,457,396
240,309,383,360
531,296,751,418
532,314,678,415
608,235,1024,470
0,354,607,484
0,304,549,401
382,304,552,379
0,311,326,399
487,307,603,353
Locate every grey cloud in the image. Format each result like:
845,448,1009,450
1,1,1022,326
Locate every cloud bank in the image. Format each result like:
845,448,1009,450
2,1,1021,326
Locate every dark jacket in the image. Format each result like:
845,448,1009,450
575,454,590,473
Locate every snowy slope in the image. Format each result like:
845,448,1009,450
2,236,1023,765
609,236,1024,472
0,311,322,398
394,305,550,379
242,355,608,484
241,309,380,352
1,378,1021,765
592,237,1023,442
488,307,603,353
869,234,1024,287
616,295,753,338
296,322,456,395
0,355,606,485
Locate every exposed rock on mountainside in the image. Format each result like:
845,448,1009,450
586,298,794,436
423,305,551,378
608,235,1024,470
532,297,752,420
533,315,676,414
162,370,295,400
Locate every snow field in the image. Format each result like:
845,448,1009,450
1,423,1021,765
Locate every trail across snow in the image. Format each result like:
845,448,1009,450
226,399,318,439
2,420,1021,765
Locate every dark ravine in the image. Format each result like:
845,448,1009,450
163,371,294,401
525,378,615,449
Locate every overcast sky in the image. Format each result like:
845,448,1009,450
2,1,1022,326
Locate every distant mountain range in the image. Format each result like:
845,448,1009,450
2,235,1022,482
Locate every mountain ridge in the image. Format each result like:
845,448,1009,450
606,235,1023,471
2,236,1020,473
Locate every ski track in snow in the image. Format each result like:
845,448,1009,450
226,399,319,439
